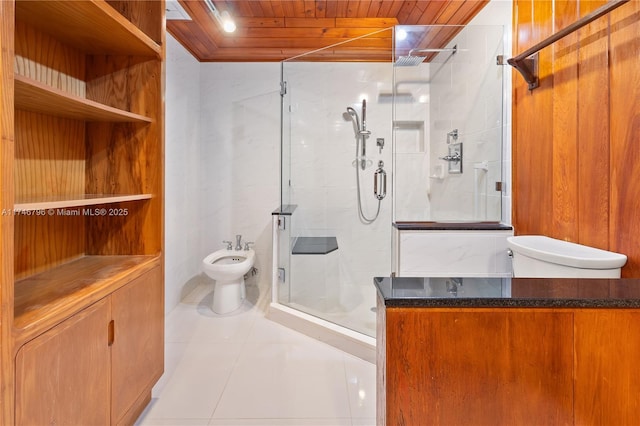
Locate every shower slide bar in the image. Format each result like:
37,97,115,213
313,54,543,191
507,0,629,90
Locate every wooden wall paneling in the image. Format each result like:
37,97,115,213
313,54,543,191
551,1,579,241
384,308,574,425
574,310,640,424
0,0,14,422
577,1,611,250
609,1,640,276
512,0,555,235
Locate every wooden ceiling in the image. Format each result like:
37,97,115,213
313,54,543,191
167,1,489,62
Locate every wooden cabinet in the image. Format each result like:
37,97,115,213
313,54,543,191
1,1,165,423
15,266,163,426
15,298,112,425
378,303,640,425
112,266,164,424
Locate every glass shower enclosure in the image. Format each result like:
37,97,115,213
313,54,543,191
277,29,394,338
274,24,505,340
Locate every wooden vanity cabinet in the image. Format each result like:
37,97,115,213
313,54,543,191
378,304,640,425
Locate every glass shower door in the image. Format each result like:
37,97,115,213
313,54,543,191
277,30,394,337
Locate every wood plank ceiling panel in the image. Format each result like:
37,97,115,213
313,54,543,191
167,0,490,62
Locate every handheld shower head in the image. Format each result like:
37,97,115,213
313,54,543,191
346,107,360,132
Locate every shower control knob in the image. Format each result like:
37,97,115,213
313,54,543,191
440,152,461,162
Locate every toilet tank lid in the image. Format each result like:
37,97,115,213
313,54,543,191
507,235,627,269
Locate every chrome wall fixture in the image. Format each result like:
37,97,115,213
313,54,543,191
203,0,236,32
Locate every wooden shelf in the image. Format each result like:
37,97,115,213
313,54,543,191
15,0,161,58
15,76,153,123
14,255,161,341
15,194,153,211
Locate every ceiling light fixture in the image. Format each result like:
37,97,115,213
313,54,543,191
203,0,236,33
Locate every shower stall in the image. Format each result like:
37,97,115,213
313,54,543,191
271,24,508,352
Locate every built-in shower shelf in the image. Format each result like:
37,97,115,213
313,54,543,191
292,237,338,255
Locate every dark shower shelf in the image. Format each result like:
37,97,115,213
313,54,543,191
292,237,338,255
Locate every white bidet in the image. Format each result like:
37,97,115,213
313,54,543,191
202,249,255,314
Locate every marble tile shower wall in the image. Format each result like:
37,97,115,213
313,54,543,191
393,63,432,221
198,62,281,299
429,23,506,222
285,62,393,288
165,34,202,313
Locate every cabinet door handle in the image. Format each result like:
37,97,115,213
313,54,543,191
108,320,115,346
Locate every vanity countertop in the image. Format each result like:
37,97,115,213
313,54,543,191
393,222,513,231
374,276,640,309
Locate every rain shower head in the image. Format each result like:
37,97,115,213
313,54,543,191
395,45,458,67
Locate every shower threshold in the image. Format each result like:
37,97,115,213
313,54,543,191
267,302,376,363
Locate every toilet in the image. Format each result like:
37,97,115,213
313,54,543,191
202,248,255,314
507,235,627,278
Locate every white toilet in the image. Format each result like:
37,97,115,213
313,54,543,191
203,248,255,314
507,235,627,278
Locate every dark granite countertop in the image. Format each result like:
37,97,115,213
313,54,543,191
393,222,513,231
374,277,640,308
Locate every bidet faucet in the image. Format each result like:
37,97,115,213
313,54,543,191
222,240,233,250
235,234,242,251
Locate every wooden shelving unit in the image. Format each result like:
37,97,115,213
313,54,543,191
15,0,161,57
2,1,165,424
15,76,153,122
15,194,153,211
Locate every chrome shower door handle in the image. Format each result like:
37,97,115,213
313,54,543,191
374,161,387,200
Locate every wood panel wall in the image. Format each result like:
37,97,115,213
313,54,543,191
512,0,640,276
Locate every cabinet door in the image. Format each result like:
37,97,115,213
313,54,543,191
574,310,640,424
111,266,164,423
15,298,111,425
384,309,574,426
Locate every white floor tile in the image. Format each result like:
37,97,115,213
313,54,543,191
139,299,377,426
212,339,351,419
142,342,244,419
343,354,377,419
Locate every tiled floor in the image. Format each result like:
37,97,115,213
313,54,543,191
136,281,377,426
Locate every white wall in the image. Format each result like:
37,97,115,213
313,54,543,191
164,34,202,313
165,52,280,313
198,63,281,305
